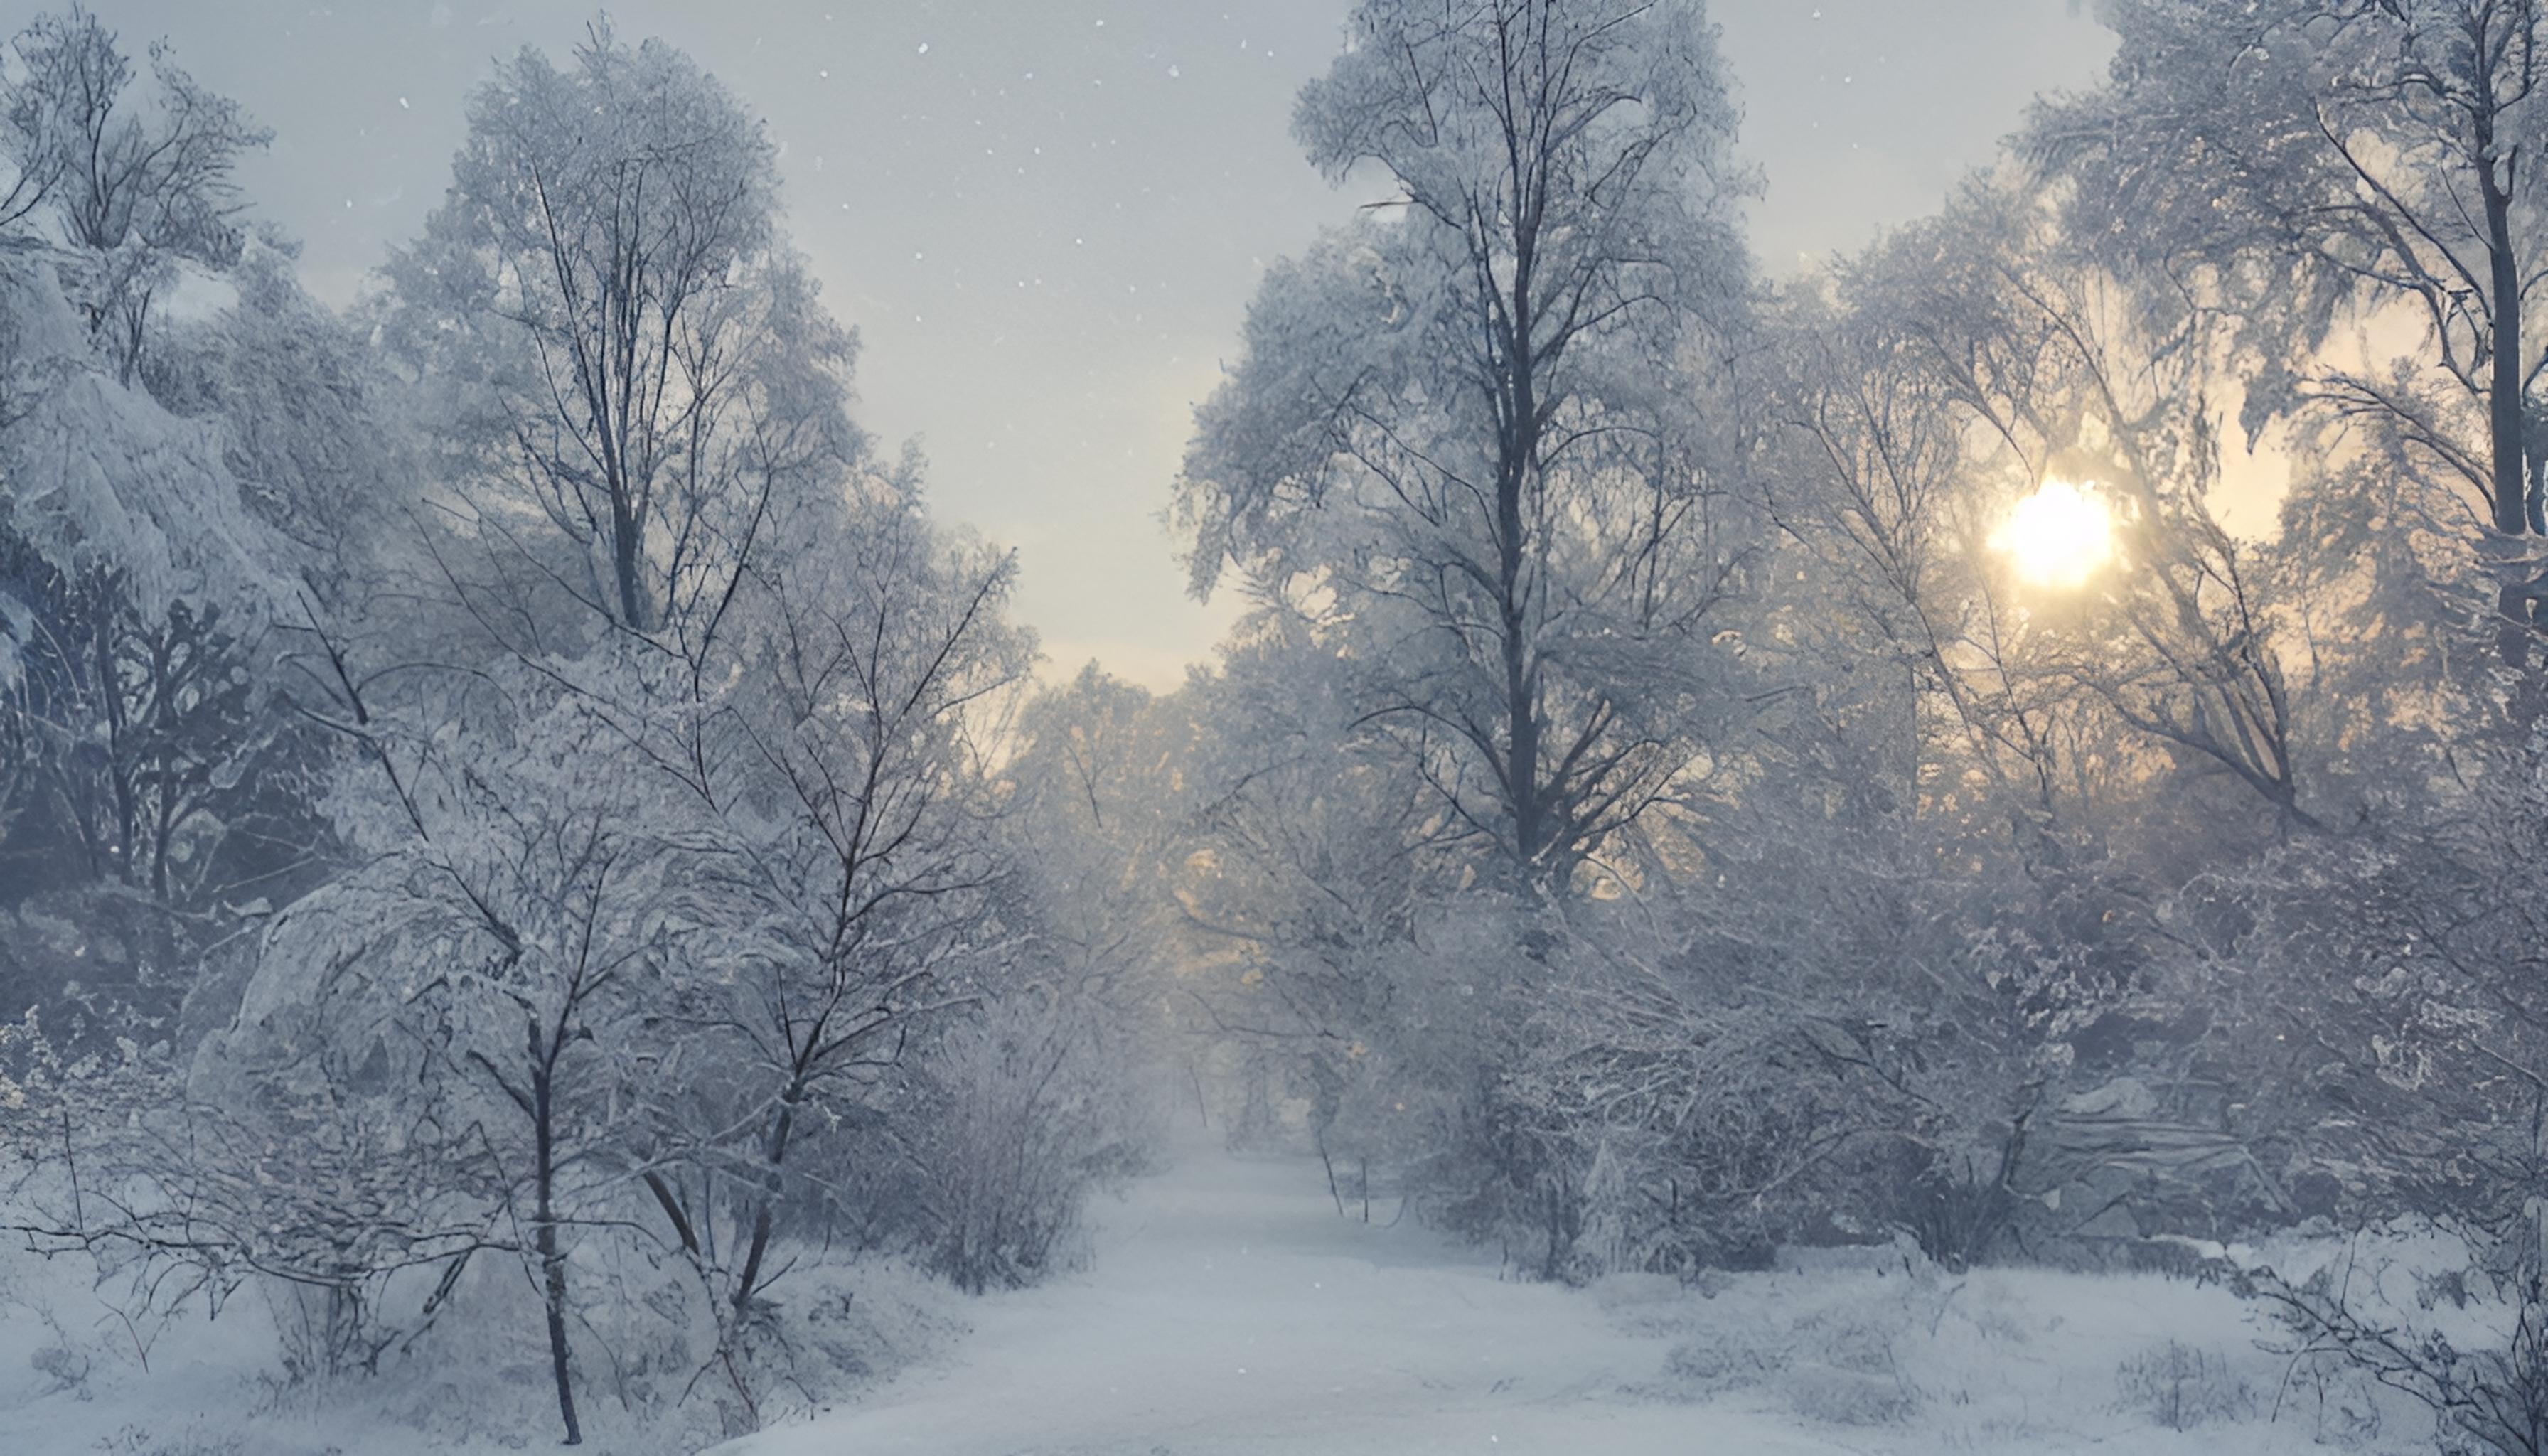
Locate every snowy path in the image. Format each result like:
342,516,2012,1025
710,1139,1844,1456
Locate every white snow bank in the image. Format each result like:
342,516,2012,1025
0,1133,2449,1456
706,1134,2438,1456
0,1221,962,1456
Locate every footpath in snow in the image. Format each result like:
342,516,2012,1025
710,1138,1845,1456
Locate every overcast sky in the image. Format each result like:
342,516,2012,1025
90,0,2115,690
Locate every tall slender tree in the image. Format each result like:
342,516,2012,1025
1178,0,1759,896
389,21,854,642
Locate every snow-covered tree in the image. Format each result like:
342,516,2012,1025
1676,176,2355,1270
2033,0,2548,659
0,216,309,951
1005,665,1194,1011
387,21,859,642
1,6,269,382
622,471,1029,1428
1177,0,1760,897
1779,179,2318,836
146,230,418,607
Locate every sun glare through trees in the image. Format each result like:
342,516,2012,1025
1992,478,2115,589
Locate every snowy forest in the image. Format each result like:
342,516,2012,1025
6,0,2548,1452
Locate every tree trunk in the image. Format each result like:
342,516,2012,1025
611,491,648,632
532,1069,582,1446
1498,342,1542,887
731,1083,803,1324
2485,164,2528,538
2480,112,2537,685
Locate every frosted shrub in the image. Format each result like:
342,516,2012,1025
1662,1324,1784,1396
264,1281,380,1387
903,999,1157,1295
1484,973,1848,1280
2239,1239,2548,1456
1658,1285,1924,1428
2113,1339,2255,1431
1784,1360,1920,1426
1893,1137,2028,1273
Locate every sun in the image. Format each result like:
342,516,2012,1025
1992,478,2114,588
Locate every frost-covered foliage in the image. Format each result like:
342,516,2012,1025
0,21,306,888
144,230,415,599
0,18,317,1056
0,257,294,624
1177,0,1762,896
23,0,2548,1450
1,6,269,385
2035,0,2548,542
384,19,860,641
0,12,1099,1449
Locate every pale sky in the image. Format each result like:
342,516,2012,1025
87,0,2116,689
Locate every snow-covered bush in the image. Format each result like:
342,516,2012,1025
899,997,1159,1294
1401,901,1875,1282
2113,1338,2256,1431
1783,1359,1920,1426
1650,1274,1929,1425
2233,1228,2548,1456
1660,1322,1785,1398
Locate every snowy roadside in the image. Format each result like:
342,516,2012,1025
705,1143,1837,1456
0,1136,2453,1456
705,1143,2435,1456
0,1212,963,1456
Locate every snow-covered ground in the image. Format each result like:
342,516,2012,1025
0,1134,2446,1455
708,1135,1829,1456
0,1201,959,1456
707,1136,2434,1456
